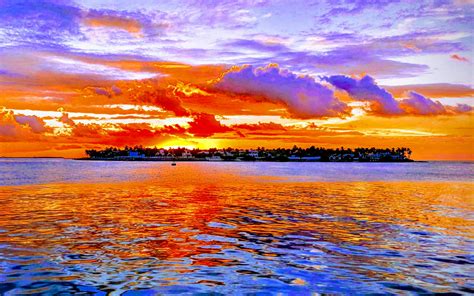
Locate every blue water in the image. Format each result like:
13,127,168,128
0,159,473,294
1,158,473,186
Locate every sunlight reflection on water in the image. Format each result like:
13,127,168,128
0,159,473,294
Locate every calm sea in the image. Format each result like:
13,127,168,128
0,159,473,294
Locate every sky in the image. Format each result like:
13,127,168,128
0,0,473,160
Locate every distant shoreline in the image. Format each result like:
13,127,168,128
0,156,65,159
74,157,417,163
5,157,470,162
84,146,416,163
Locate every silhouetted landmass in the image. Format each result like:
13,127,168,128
83,146,413,162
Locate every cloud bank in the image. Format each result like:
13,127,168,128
216,64,349,119
325,75,473,116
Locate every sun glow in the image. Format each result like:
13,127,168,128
160,138,225,150
160,138,198,150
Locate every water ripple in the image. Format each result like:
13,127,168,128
0,160,473,294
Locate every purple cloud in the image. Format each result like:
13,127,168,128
399,92,472,115
91,85,122,98
223,39,288,52
0,0,82,45
111,85,122,95
317,0,472,33
326,75,473,116
184,0,269,29
94,87,112,97
216,64,349,118
399,91,446,115
453,104,473,113
0,0,173,52
324,75,403,114
14,115,49,133
228,29,463,79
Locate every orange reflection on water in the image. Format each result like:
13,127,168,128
0,165,473,293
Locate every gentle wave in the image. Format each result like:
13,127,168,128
0,159,473,294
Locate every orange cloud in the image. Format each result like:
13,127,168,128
67,122,176,147
232,122,286,131
187,113,233,137
83,16,143,36
58,112,75,126
71,123,105,138
451,54,469,62
384,83,473,98
160,124,187,135
131,87,190,117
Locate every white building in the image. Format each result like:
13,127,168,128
180,151,193,159
248,150,259,158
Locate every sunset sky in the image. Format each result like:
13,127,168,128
0,0,473,160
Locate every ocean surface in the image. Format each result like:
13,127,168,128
0,158,473,294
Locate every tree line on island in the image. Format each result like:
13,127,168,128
85,146,413,162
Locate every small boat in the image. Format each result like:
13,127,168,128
171,162,176,166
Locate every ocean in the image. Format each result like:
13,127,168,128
0,159,473,294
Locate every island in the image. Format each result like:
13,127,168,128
81,146,414,162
